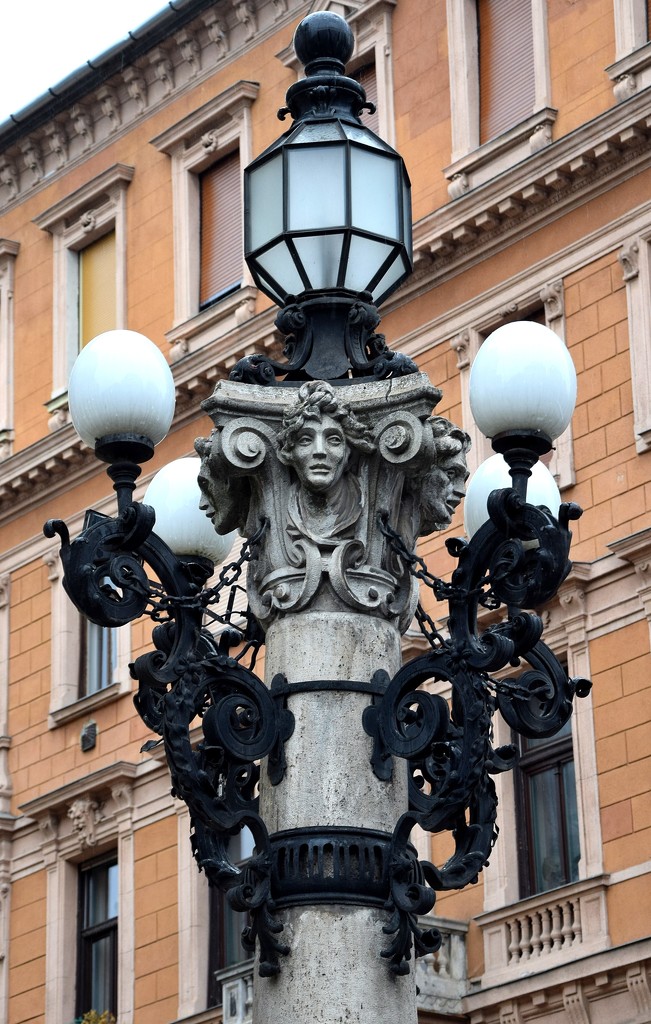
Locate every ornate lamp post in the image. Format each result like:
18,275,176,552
45,13,590,1024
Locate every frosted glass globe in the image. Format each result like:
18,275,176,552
469,322,577,442
144,458,236,564
464,454,562,538
68,330,176,449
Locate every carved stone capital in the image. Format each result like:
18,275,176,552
198,375,468,632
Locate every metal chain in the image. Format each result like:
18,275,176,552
142,520,269,661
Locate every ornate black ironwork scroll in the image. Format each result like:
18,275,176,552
44,507,294,976
361,487,592,972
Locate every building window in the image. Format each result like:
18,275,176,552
199,151,242,309
151,81,258,357
351,62,380,136
80,620,118,697
445,0,553,194
207,828,255,1007
0,240,19,460
77,855,119,1020
78,230,117,348
45,543,131,722
35,164,133,425
515,719,580,898
478,0,535,144
608,1,651,97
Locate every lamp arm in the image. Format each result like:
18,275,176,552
363,485,591,973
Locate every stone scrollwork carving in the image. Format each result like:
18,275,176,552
197,374,469,633
67,794,103,848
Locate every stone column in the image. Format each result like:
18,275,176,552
198,373,468,1024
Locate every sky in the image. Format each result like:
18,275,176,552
0,0,171,123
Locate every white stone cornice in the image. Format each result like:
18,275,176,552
0,0,304,211
33,161,134,232
151,78,260,154
608,527,651,621
19,761,138,823
411,89,651,289
0,425,92,527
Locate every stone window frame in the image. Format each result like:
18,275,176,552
618,232,651,453
607,0,651,102
44,536,132,728
444,0,555,199
451,277,575,491
482,566,603,915
20,763,137,1024
0,240,19,460
151,80,259,362
34,164,133,430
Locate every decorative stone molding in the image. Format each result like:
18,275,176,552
20,761,138,851
411,91,651,288
43,122,68,168
477,876,610,987
562,983,590,1024
540,278,564,322
618,234,651,452
152,78,259,351
0,239,19,460
0,569,12,821
619,239,640,280
445,0,553,189
19,138,43,185
609,529,651,622
177,28,202,78
35,162,134,408
626,962,651,1019
415,915,469,1016
150,46,175,97
0,0,303,211
197,374,468,632
203,8,230,59
97,85,122,132
67,794,103,849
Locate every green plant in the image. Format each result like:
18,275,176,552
75,1012,116,1024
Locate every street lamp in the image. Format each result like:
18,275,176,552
44,13,590,1024
238,11,414,382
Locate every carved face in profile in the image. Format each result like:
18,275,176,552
289,415,349,493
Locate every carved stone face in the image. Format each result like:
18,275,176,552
289,415,349,493
444,452,469,514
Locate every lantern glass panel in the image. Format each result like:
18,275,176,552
350,148,399,236
298,121,347,142
287,146,346,230
248,154,283,250
255,241,306,297
293,233,345,290
370,251,410,304
345,123,386,149
344,235,394,293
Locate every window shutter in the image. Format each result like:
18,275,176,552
200,151,243,308
78,230,117,349
353,63,380,136
648,0,651,40
478,0,535,145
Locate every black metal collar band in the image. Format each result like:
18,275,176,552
270,675,388,697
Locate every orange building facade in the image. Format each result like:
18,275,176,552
0,1,650,1022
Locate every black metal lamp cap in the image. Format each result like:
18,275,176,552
293,11,355,77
